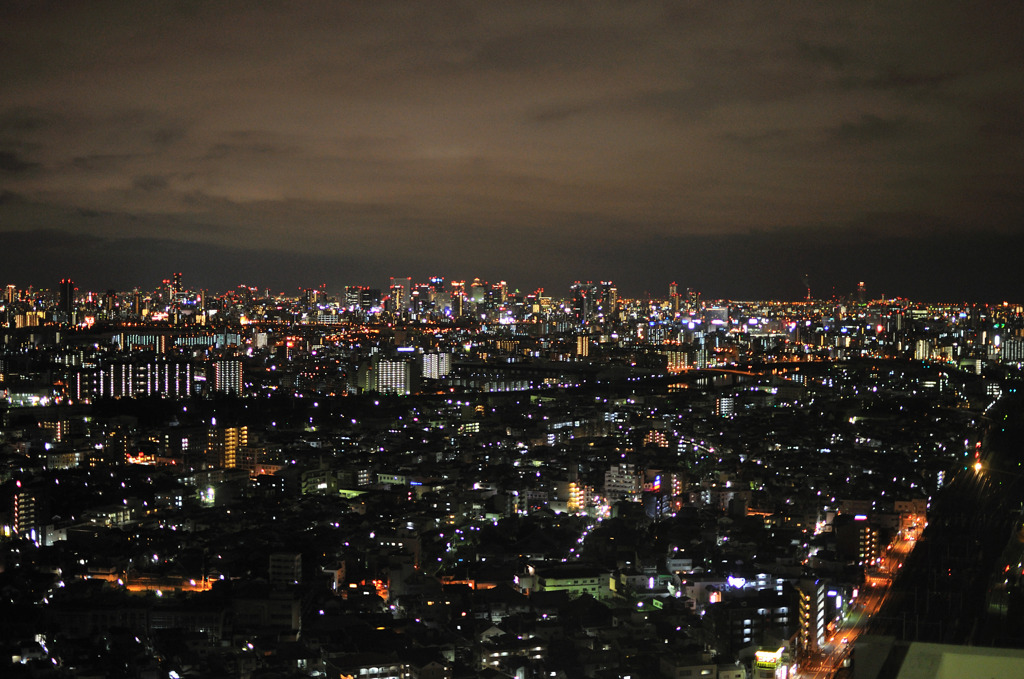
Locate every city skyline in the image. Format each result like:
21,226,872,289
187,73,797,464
1,270,1005,305
2,1,1024,300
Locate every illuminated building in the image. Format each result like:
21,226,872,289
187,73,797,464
798,579,826,652
705,306,729,326
206,425,248,469
468,278,485,306
604,462,641,502
662,349,688,372
576,335,589,357
376,358,413,395
643,430,670,448
303,286,324,310
1002,337,1024,364
566,480,588,513
137,357,194,398
716,396,735,418
213,358,243,395
491,280,507,304
753,647,791,679
59,278,76,323
570,280,616,324
99,362,134,398
345,285,380,311
519,564,611,599
388,276,411,312
421,352,451,379
834,514,882,567
93,425,132,466
450,280,466,316
15,310,44,328
12,483,47,541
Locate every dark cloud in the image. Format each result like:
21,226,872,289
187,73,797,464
830,115,915,143
0,150,35,172
0,0,1023,299
71,154,138,171
131,175,169,192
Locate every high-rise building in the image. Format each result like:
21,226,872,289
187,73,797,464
450,280,466,316
715,396,735,418
59,278,76,323
12,482,46,538
388,276,412,312
213,358,243,395
469,278,486,306
345,285,381,311
570,281,594,323
604,462,641,502
376,358,414,395
4,284,15,304
138,357,194,398
570,281,617,324
422,352,452,379
206,425,248,468
686,288,701,314
797,579,826,653
99,361,134,398
576,335,589,357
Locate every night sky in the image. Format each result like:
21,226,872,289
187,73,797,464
2,1,1024,301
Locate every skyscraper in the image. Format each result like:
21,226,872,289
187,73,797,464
59,278,76,323
389,276,412,312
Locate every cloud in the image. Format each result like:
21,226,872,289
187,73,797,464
0,150,36,172
830,115,915,143
132,175,170,192
0,1,1023,297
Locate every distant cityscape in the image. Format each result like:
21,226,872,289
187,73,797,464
3,273,1024,678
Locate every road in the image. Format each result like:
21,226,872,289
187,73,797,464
864,392,1024,647
796,536,916,678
